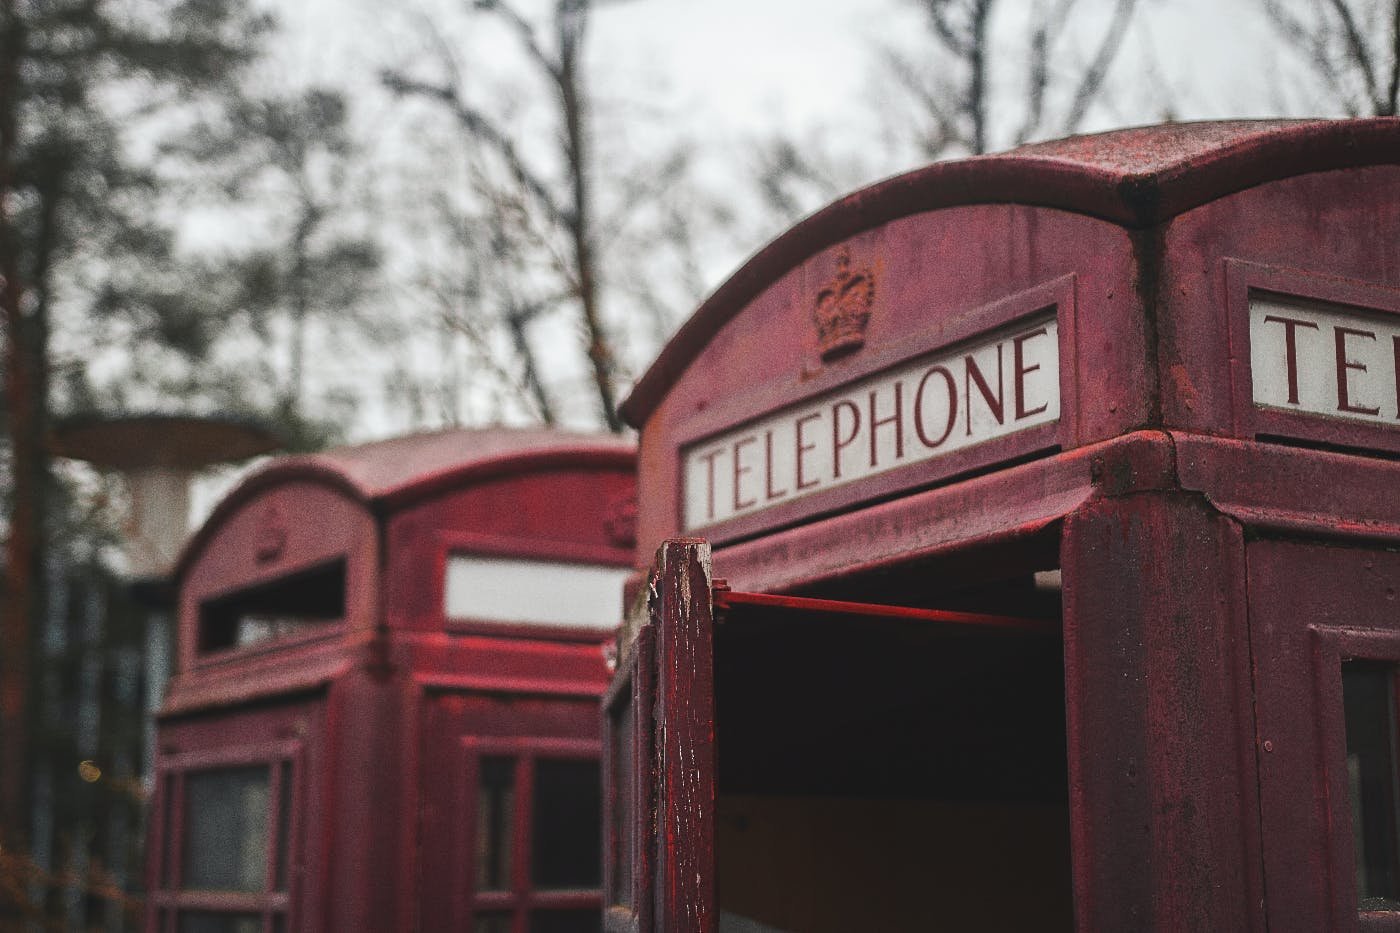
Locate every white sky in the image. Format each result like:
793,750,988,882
268,0,1301,136
183,0,1344,523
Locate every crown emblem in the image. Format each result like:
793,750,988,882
255,502,288,563
813,247,876,362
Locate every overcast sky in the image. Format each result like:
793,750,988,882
186,0,1339,519
265,0,1308,145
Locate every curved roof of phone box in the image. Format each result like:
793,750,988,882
620,117,1400,427
176,427,635,579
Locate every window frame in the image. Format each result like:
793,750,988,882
1314,625,1400,932
435,530,626,643
460,736,604,933
193,557,349,666
603,624,654,933
147,739,303,933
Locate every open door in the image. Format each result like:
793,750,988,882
605,538,1069,933
604,539,717,933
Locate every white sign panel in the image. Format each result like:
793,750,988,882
682,316,1060,530
445,555,630,628
1251,296,1400,424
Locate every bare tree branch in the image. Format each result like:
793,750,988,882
503,301,555,423
1062,0,1137,134
1387,0,1400,114
1326,0,1382,111
1044,0,1080,44
884,46,962,156
473,0,561,82
381,70,566,227
430,276,553,424
1015,16,1051,144
899,0,1136,155
924,1,975,58
967,0,992,153
1260,0,1400,117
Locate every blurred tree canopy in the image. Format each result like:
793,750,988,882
752,0,1144,227
0,0,272,917
381,0,718,431
160,85,385,448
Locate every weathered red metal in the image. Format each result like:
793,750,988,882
713,588,1056,634
610,118,1400,933
649,540,716,933
148,428,634,933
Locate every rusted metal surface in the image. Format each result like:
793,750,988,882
628,202,1144,554
713,588,1056,634
709,430,1173,595
621,118,1400,431
649,540,716,933
1248,541,1400,931
1062,492,1259,933
1173,432,1400,542
1156,169,1400,444
615,120,1400,932
149,429,635,933
175,426,633,580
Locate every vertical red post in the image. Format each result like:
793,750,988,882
650,539,716,933
1062,490,1262,932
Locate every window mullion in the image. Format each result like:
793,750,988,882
169,773,187,893
516,754,537,930
1388,670,1400,898
266,761,284,896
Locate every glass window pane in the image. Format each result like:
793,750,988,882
199,561,345,652
609,700,635,908
532,759,601,889
530,909,602,933
275,760,293,891
177,912,261,933
1343,659,1400,910
476,757,516,891
162,774,177,888
183,766,270,892
473,912,513,933
445,556,629,628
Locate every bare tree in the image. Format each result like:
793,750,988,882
383,0,625,431
0,0,267,872
169,88,383,445
751,135,870,227
889,0,1140,157
1261,0,1400,116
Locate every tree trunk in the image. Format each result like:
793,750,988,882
969,0,992,155
558,4,621,431
0,0,34,852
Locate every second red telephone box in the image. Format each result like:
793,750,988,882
146,428,635,933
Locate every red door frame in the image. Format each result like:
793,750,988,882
146,738,305,933
603,623,654,933
610,538,1064,932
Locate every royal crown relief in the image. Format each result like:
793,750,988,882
682,251,1062,531
813,248,876,362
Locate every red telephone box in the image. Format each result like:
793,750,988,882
605,120,1400,932
146,428,634,933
